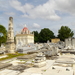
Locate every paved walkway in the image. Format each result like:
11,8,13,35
0,54,75,75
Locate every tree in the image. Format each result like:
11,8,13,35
33,31,39,43
39,28,55,42
58,26,74,41
0,25,7,46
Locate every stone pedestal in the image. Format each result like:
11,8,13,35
34,61,46,67
34,52,46,67
6,42,15,53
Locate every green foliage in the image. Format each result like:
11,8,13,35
58,26,74,41
33,28,55,43
39,28,55,42
0,25,7,46
33,31,39,43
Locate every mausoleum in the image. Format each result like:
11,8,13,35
15,26,34,46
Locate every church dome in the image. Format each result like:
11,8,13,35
22,27,28,31
21,27,30,34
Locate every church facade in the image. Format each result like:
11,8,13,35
15,26,34,46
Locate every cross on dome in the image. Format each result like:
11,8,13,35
24,24,27,27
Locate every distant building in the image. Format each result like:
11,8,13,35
15,26,34,46
51,38,60,43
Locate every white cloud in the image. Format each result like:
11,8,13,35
33,23,40,29
9,0,34,13
9,0,60,20
10,0,75,20
71,22,75,26
9,0,24,13
54,0,75,15
17,23,26,28
4,12,15,16
0,0,10,11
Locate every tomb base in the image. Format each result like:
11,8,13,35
34,61,46,67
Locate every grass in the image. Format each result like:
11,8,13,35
18,60,28,64
42,70,46,72
32,60,34,62
0,53,26,61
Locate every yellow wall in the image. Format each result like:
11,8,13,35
51,38,60,43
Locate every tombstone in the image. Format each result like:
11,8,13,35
72,38,75,49
65,37,75,49
34,52,46,67
47,40,50,43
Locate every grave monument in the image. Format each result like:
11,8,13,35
6,17,15,53
34,52,46,67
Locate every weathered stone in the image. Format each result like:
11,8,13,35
0,63,12,69
8,65,26,72
65,37,75,49
34,52,46,67
5,17,15,53
17,54,37,60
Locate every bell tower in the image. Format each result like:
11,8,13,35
6,17,15,53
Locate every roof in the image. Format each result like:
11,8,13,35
22,27,28,32
21,27,30,34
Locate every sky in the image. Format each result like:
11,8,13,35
0,0,75,36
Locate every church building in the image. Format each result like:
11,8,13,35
15,26,34,46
